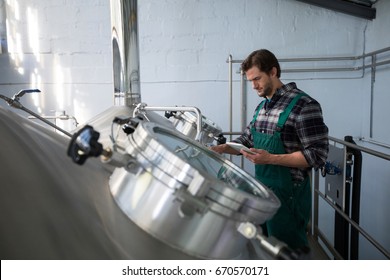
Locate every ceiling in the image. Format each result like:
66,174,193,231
295,0,377,20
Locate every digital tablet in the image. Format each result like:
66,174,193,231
226,142,256,154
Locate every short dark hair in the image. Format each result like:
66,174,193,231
241,49,281,78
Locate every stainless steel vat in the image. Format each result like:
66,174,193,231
169,111,224,146
109,121,280,259
0,107,195,259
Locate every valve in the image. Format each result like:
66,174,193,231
214,133,226,145
321,161,342,177
122,115,144,135
67,125,103,165
1,89,41,109
12,89,41,102
164,110,177,119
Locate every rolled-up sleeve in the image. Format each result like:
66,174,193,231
296,100,329,169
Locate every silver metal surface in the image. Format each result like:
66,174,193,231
324,145,347,209
133,104,205,142
169,110,222,145
77,105,175,153
109,121,280,259
0,92,73,137
111,0,141,106
0,106,197,259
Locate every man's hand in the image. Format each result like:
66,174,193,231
241,149,310,168
241,148,271,164
210,144,241,155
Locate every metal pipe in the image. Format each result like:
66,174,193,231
228,55,233,161
228,46,390,65
358,137,390,149
0,95,72,137
283,59,390,73
328,136,390,161
316,189,390,259
225,132,390,160
228,54,233,142
134,104,203,141
364,46,390,58
229,60,390,76
283,67,361,73
240,69,246,168
111,0,141,106
279,56,359,62
315,227,343,260
365,58,390,69
20,107,72,137
228,47,390,77
240,69,247,133
27,112,79,127
370,54,376,138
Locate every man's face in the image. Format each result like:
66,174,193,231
245,66,274,98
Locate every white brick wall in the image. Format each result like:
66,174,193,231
0,0,112,126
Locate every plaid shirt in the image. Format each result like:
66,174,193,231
234,82,329,182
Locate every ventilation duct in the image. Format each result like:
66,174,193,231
111,0,141,106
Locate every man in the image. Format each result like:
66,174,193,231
211,49,328,251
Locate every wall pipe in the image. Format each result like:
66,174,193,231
133,104,203,141
370,54,376,138
227,46,390,65
229,56,390,74
227,47,390,74
240,69,247,168
228,55,234,161
228,54,233,142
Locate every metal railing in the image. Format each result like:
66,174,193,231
312,136,390,259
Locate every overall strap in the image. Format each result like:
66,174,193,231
276,92,307,131
251,99,267,124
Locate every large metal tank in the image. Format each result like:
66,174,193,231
0,107,195,259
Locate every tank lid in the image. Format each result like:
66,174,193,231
123,121,280,222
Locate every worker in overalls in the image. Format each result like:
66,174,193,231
211,49,329,251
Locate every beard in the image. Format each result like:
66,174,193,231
258,80,273,98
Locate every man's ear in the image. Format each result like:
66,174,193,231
270,66,277,77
